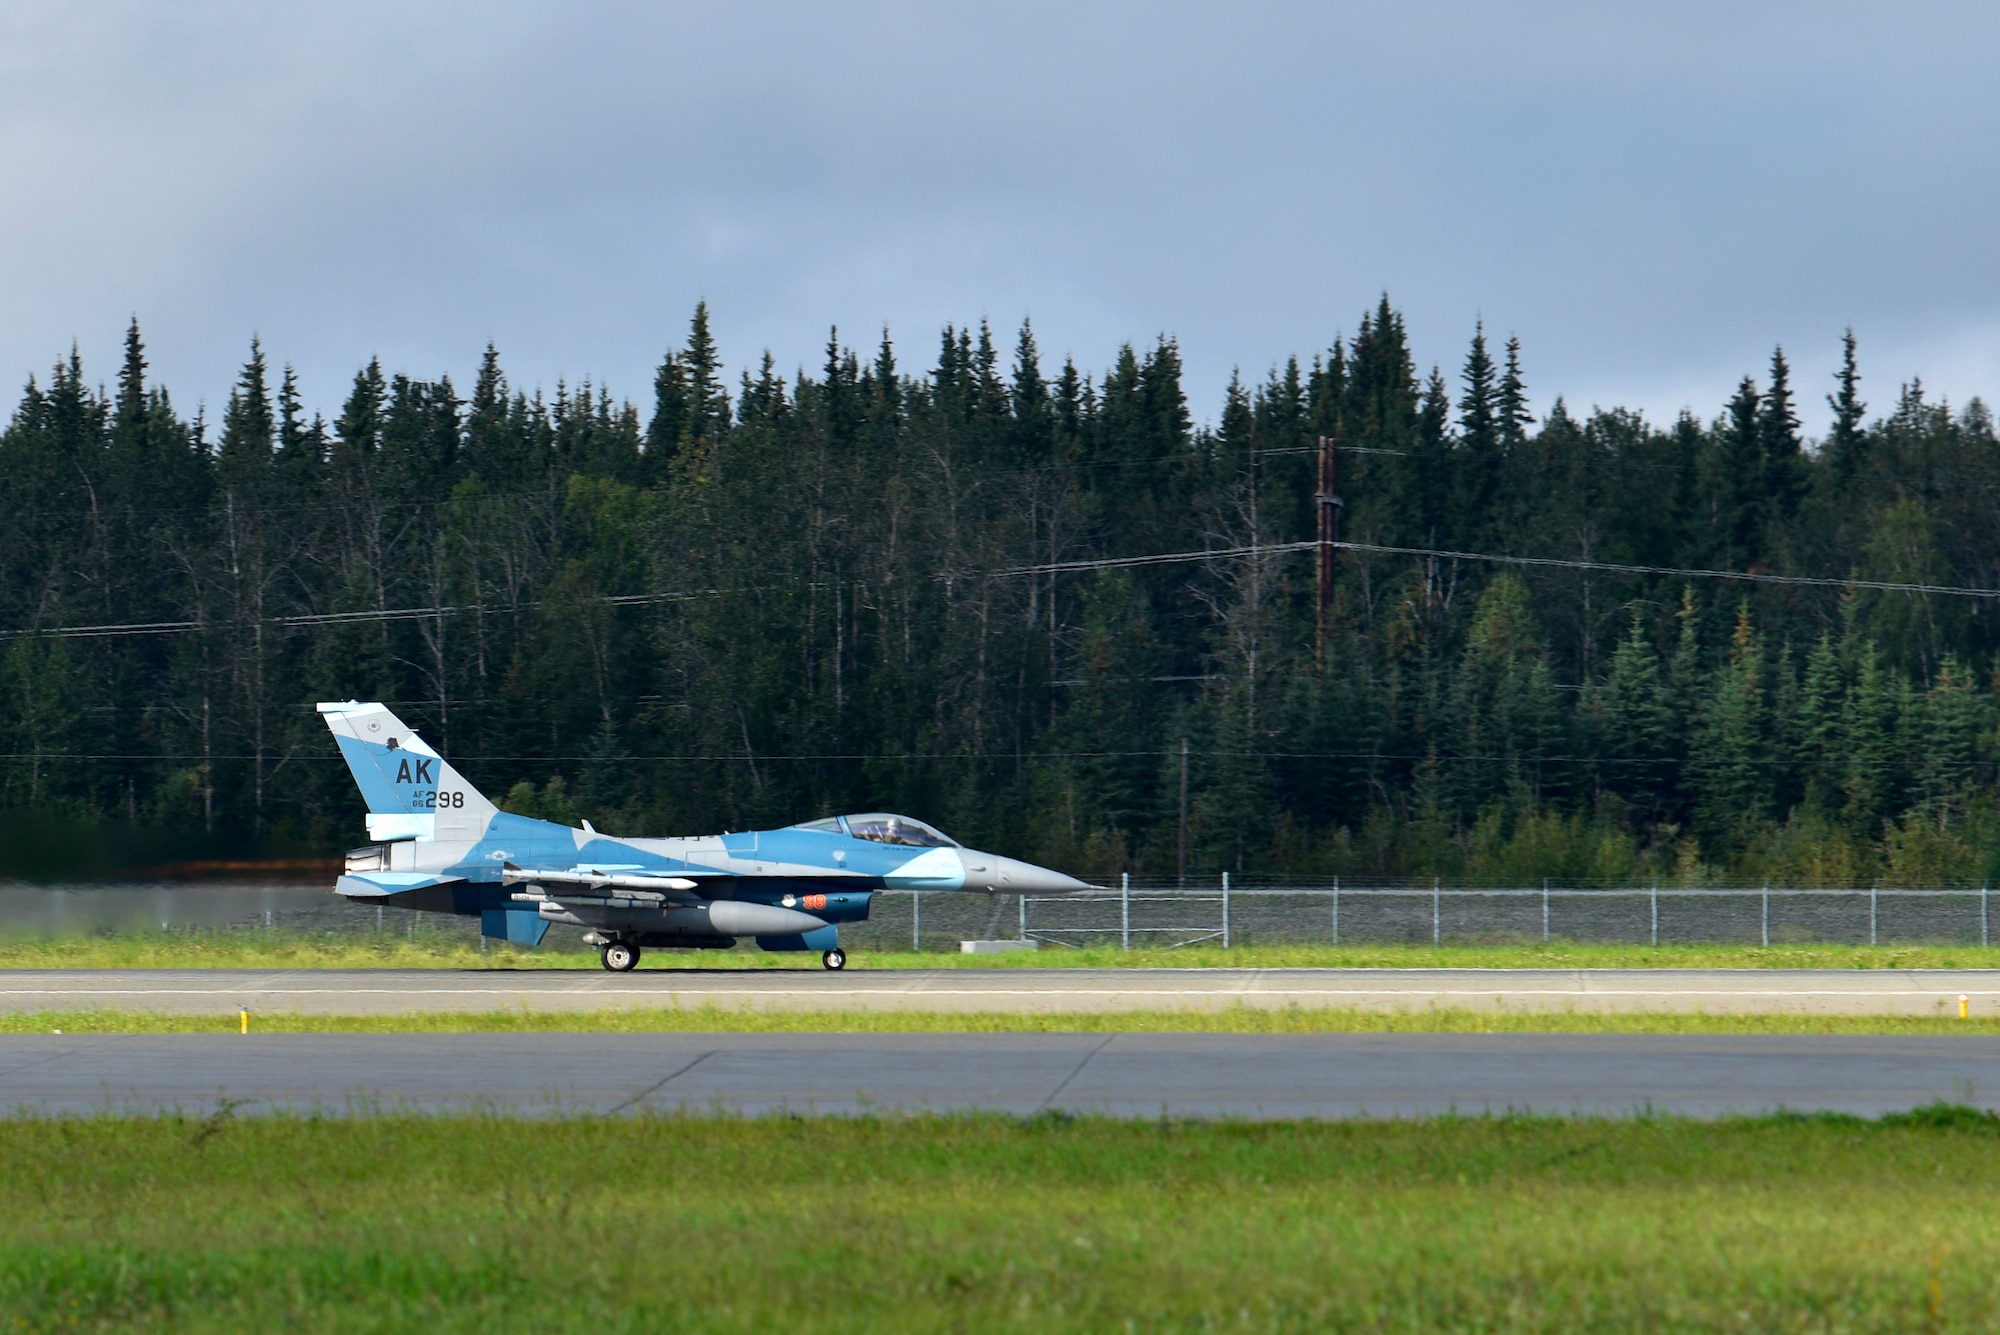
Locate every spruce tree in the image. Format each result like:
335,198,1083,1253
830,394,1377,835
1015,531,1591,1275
464,344,531,489
1795,633,1843,813
114,317,147,436
1452,324,1501,549
1497,335,1533,451
821,328,860,451
1053,357,1085,461
1307,338,1346,440
1342,297,1418,449
217,338,275,486
1759,346,1806,526
683,301,730,444
1663,588,1705,823
1825,328,1867,481
863,328,903,450
1412,365,1452,543
1840,641,1896,835
1709,376,1765,568
1458,321,1498,455
646,351,688,464
276,366,306,455
1009,318,1052,463
1914,655,1984,818
1691,605,1768,841
1601,615,1669,815
334,359,387,472
973,319,1009,426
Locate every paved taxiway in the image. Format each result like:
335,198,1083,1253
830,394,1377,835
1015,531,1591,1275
0,1033,1995,1117
2,967,1999,1015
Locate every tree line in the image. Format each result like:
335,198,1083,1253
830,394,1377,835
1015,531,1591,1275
4,298,1999,885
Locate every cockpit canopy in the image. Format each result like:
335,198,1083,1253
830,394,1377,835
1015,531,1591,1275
793,813,960,848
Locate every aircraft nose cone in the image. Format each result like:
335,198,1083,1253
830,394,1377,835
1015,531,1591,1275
994,856,1093,894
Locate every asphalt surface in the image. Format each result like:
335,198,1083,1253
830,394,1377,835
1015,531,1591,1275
2,967,2000,1015
0,1032,1994,1117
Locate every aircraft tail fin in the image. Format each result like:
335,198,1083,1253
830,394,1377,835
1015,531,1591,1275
317,701,498,839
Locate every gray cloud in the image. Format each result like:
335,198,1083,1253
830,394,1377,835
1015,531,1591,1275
4,1,1997,436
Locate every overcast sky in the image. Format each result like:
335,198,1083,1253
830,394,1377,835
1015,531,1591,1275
4,1,1997,438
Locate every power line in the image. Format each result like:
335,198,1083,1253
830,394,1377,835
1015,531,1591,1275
992,541,1318,577
1339,541,2000,599
10,533,1996,643
994,539,2000,600
0,589,707,641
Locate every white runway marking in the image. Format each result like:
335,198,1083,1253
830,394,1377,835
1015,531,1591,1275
0,967,1995,1015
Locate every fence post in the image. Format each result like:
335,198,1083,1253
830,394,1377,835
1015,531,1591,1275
1984,881,1990,949
1650,882,1658,947
1121,873,1130,952
1332,875,1340,945
913,889,920,952
1222,872,1231,950
1870,881,1878,947
1434,877,1441,946
1019,893,1027,942
1542,878,1549,944
1761,883,1769,948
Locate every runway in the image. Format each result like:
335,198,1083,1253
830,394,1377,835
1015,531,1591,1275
1,966,1998,1016
0,1032,1994,1117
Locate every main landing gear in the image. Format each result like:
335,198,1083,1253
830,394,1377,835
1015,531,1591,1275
822,948,846,971
601,939,640,972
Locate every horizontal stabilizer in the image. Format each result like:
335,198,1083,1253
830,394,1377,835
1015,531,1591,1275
336,871,463,898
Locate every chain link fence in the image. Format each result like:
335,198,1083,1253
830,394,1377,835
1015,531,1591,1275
10,877,1998,953
856,879,2000,952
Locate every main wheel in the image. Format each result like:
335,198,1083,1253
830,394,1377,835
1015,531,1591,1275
601,940,640,972
822,948,846,971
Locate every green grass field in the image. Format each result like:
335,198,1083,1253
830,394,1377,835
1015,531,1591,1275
4,1110,1999,1331
8,1003,2000,1036
8,931,2000,972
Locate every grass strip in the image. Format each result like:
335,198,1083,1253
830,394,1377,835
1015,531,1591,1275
10,933,2000,971
10,1003,2000,1035
2,1109,1999,1330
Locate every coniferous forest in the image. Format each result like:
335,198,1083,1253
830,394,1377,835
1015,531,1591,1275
6,297,2000,885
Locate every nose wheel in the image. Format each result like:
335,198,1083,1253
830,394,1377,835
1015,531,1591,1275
601,940,640,972
822,948,846,971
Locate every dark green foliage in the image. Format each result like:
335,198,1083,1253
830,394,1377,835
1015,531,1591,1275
1826,327,1868,481
4,309,2000,884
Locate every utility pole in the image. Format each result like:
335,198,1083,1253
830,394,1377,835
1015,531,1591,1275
1177,737,1190,888
1315,433,1342,670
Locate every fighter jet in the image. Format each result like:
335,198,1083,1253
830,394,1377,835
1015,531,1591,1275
319,701,1091,971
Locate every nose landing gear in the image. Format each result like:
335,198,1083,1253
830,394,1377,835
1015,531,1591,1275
822,948,846,971
600,939,640,972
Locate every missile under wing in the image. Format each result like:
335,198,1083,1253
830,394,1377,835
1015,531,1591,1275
318,701,1090,971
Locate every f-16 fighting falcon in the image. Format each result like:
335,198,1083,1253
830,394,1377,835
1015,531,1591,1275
319,701,1091,971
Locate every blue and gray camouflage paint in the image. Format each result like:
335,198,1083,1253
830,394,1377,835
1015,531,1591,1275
319,701,1091,969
